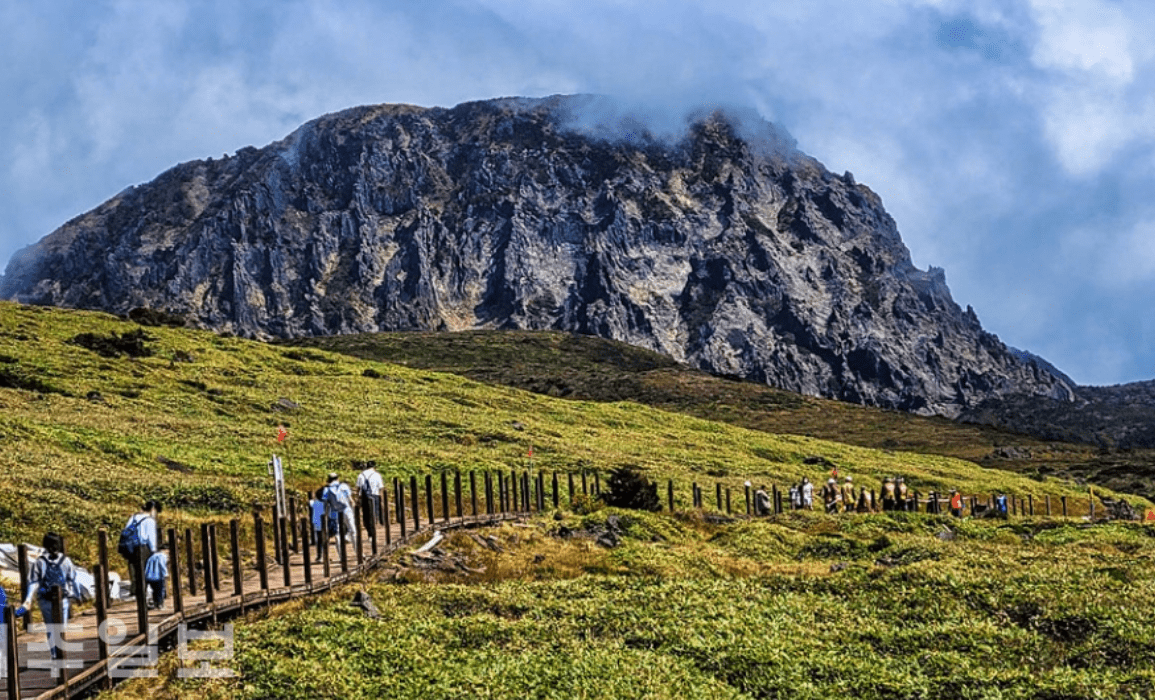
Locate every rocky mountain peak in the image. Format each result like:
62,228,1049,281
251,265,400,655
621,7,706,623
0,95,1074,417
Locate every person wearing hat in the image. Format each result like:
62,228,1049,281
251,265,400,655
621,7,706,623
841,476,855,513
800,477,814,510
355,460,385,537
822,478,841,514
950,489,964,518
896,477,910,512
880,477,897,512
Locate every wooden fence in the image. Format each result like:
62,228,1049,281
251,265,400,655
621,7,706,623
1,468,1096,699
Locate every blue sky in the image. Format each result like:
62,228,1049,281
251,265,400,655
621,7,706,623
1,0,1153,386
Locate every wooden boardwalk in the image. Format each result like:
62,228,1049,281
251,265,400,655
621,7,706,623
1,469,1090,700
2,470,537,700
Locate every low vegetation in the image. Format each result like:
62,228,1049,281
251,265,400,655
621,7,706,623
1,302,1152,699
109,509,1155,700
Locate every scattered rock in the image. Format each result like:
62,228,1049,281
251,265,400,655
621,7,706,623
830,562,848,573
272,398,300,412
350,590,380,619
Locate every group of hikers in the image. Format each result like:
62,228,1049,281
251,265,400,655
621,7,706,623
752,474,970,517
0,500,167,661
4,464,991,662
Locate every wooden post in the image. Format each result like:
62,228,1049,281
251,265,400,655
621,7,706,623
442,472,451,523
353,505,364,567
338,512,350,574
568,472,575,505
134,546,149,637
301,518,313,586
594,470,601,496
321,507,331,579
581,470,589,496
726,488,733,515
455,471,463,520
1062,495,1068,518
552,472,560,509
470,471,479,517
745,484,751,515
93,562,110,686
499,473,507,513
229,520,242,597
1046,495,1052,516
1089,488,1095,519
271,503,283,565
396,481,407,539
281,515,293,586
254,513,268,591
485,471,494,516
538,472,546,510
426,474,435,524
201,523,215,605
4,605,21,699
368,491,379,557
168,528,184,614
97,527,111,619
510,470,519,511
210,523,222,591
16,544,30,630
1028,495,1034,517
411,476,421,531
50,585,70,683
183,529,195,596
691,482,699,508
382,488,392,546
289,495,299,553
716,483,723,510
1011,495,1017,516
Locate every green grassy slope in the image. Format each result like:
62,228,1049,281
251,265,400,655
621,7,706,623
288,330,1155,501
1,302,1140,555
111,510,1155,700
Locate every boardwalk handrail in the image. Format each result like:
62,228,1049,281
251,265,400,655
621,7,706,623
0,468,1093,700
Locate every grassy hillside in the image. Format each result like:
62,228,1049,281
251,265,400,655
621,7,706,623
288,330,1155,501
1,302,1141,554
1,302,1152,699
109,509,1155,700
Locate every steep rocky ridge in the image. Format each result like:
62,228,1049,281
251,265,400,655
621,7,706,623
0,95,1074,417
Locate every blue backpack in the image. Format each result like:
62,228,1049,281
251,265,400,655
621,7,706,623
40,557,67,601
118,515,147,558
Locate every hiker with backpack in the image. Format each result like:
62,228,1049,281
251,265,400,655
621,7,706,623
15,532,76,660
323,473,355,544
118,501,160,605
356,460,385,536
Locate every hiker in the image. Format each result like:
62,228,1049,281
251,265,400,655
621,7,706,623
119,500,159,604
754,485,771,516
311,487,327,562
950,489,964,518
841,476,855,513
896,477,910,512
144,541,169,610
800,477,814,510
15,532,76,660
324,473,356,543
880,477,897,512
995,493,1008,518
822,478,841,514
356,460,384,535
789,483,801,510
857,486,874,513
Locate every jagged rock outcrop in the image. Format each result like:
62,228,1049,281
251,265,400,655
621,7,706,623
0,95,1075,416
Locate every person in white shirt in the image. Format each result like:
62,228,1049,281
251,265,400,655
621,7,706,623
323,473,356,543
355,460,385,535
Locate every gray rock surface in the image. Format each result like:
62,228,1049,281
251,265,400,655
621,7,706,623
0,95,1075,416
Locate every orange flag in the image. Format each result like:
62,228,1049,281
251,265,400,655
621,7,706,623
276,425,288,443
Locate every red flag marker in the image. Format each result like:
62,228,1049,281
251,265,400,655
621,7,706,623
276,425,288,443
528,445,534,459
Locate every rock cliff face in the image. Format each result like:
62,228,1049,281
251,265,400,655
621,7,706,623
0,96,1075,416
